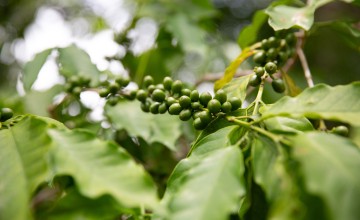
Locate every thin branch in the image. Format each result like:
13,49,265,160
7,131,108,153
296,42,314,87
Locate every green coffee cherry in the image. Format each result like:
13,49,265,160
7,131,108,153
249,75,261,87
168,103,182,115
190,90,199,102
109,82,120,93
166,97,177,107
152,89,166,102
199,111,212,124
99,88,110,98
136,90,148,102
331,125,349,137
266,48,278,60
179,109,192,121
199,92,212,107
150,102,160,114
156,84,165,90
207,99,221,114
115,76,130,87
181,88,191,97
271,78,285,93
108,96,119,106
171,80,183,94
143,75,154,87
261,39,270,50
221,102,232,113
214,89,227,104
193,117,207,130
126,90,137,100
72,87,82,96
179,96,191,108
191,102,202,110
286,33,296,46
0,108,13,121
158,103,168,114
228,97,242,110
268,36,279,48
265,62,277,74
253,50,266,64
163,76,173,91
255,67,265,77
147,85,156,94
141,102,150,112
69,75,81,86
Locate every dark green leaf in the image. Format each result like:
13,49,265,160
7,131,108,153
58,45,100,85
262,83,360,126
238,10,268,49
252,134,303,219
23,49,52,91
291,132,360,220
47,128,159,209
105,101,181,150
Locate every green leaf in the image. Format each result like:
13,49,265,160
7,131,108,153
238,10,267,49
264,116,314,134
291,132,360,220
214,48,255,91
329,21,360,51
23,49,52,91
262,83,360,126
105,101,181,150
0,116,55,220
47,128,159,209
265,0,332,31
252,134,303,219
222,74,253,103
156,146,246,220
23,85,63,117
58,45,100,85
351,126,360,148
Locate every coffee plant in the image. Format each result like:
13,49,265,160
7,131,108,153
1,0,360,220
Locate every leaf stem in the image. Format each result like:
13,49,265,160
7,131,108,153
227,117,290,145
252,79,265,116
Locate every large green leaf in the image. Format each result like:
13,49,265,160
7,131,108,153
58,45,100,85
291,132,360,220
23,49,52,91
47,128,159,209
252,134,303,219
0,116,61,220
105,101,181,150
156,146,246,220
237,10,267,49
262,83,360,126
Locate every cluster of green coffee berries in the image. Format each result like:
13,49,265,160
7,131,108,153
98,76,136,106
0,108,13,122
250,32,297,93
135,76,242,130
64,75,92,97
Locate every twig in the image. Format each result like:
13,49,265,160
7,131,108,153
296,37,315,87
